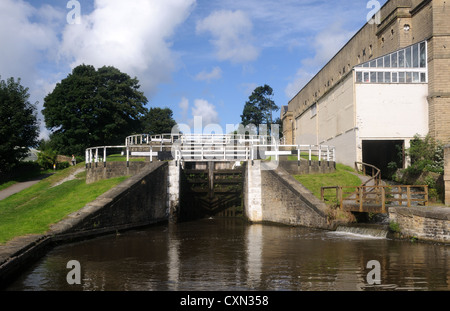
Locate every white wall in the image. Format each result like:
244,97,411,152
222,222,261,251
355,83,429,139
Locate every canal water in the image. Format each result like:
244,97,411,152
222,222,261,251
6,218,450,291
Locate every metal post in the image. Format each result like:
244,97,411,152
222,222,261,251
103,147,106,167
126,146,129,167
318,146,321,166
309,145,312,166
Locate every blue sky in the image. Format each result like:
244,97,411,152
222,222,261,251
0,0,387,138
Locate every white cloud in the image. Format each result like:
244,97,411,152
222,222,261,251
301,21,355,69
191,99,219,125
285,22,355,99
0,0,64,139
196,10,259,63
195,67,222,82
284,69,315,100
178,96,189,120
59,0,196,97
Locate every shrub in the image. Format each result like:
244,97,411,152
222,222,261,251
37,149,57,170
406,134,444,175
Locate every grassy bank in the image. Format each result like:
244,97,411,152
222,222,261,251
0,164,128,244
293,163,362,203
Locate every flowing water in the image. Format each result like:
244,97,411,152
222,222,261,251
6,218,450,291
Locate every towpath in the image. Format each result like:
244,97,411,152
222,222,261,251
0,175,50,201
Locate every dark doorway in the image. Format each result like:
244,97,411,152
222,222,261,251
362,140,404,179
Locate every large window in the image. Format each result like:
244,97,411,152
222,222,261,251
355,41,427,84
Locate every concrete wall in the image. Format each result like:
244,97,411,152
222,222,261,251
244,161,330,229
389,206,450,244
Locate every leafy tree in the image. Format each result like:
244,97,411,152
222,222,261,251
0,77,39,178
240,84,279,134
42,64,148,157
140,107,177,135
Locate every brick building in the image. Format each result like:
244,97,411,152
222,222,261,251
282,0,450,174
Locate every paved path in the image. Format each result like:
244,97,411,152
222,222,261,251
0,174,52,201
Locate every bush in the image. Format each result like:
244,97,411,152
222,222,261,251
406,134,444,175
58,162,70,170
37,149,57,170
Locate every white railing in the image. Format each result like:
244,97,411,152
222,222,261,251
86,134,336,165
125,133,278,147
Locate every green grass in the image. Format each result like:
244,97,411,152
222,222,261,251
293,163,362,202
0,164,128,244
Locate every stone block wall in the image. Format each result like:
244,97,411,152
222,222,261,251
389,206,450,244
277,159,336,175
445,145,450,206
86,161,152,184
244,161,330,229
51,162,169,240
260,167,330,229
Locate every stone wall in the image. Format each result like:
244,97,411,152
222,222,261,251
389,206,450,244
86,161,152,184
277,159,335,175
244,161,263,222
50,161,169,240
244,161,330,229
445,145,450,206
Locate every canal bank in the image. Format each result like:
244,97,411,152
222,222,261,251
1,160,449,289
0,161,169,287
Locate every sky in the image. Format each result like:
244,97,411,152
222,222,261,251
0,0,388,139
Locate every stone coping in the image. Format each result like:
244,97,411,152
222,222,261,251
389,205,450,220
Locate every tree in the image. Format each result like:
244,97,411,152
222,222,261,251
42,65,148,157
0,77,39,178
240,85,279,134
140,107,177,135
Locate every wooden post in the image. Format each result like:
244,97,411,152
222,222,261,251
359,187,364,212
407,186,411,207
381,187,386,213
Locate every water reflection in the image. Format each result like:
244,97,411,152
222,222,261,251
5,218,450,291
246,224,263,288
